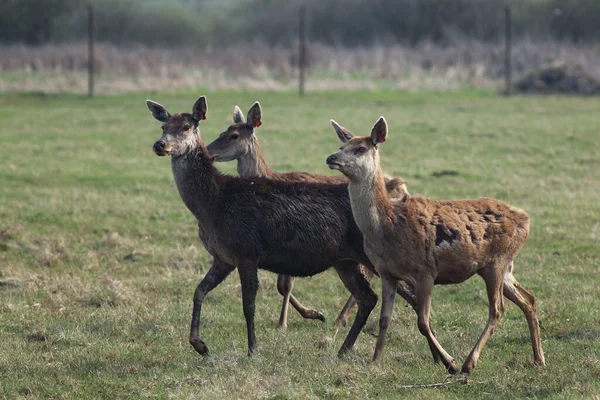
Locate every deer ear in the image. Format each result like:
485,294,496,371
146,100,171,122
370,116,388,145
246,101,262,128
233,106,245,123
330,119,354,143
192,95,207,122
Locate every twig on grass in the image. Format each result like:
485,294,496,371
397,377,486,389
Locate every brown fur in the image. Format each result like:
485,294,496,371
326,117,545,374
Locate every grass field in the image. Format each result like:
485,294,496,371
1,90,599,399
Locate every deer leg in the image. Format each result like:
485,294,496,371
335,266,373,327
461,267,505,373
239,264,259,355
415,277,459,374
189,258,235,356
335,296,357,327
277,275,325,329
373,278,397,361
503,267,545,366
288,294,326,322
276,275,293,329
334,261,378,357
394,279,443,364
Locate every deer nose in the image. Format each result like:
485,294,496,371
153,140,165,152
326,155,337,164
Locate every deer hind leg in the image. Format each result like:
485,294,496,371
276,275,325,329
190,258,236,356
335,266,373,327
335,296,357,327
461,265,505,373
334,261,378,357
502,265,545,366
373,278,397,361
276,275,293,329
239,264,259,355
415,276,459,374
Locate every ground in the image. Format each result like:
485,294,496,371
0,90,599,399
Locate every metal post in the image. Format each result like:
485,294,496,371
504,5,512,95
298,6,306,97
88,4,95,97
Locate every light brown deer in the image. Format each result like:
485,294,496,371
326,117,545,373
206,102,411,329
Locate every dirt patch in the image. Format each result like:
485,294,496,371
515,63,600,95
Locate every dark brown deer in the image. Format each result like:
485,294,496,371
146,95,422,358
326,117,545,373
206,102,410,329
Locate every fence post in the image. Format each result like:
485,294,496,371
504,5,512,95
298,6,306,97
88,4,95,97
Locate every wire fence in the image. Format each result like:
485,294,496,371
1,1,599,95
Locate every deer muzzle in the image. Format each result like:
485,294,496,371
153,140,169,156
326,154,342,170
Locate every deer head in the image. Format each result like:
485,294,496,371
146,96,207,157
206,102,262,161
325,117,387,180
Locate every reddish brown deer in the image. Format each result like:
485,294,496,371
146,95,421,358
206,102,410,329
326,117,545,373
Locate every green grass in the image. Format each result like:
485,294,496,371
1,90,599,399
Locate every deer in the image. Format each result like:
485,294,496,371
325,116,546,374
145,95,424,359
206,102,410,329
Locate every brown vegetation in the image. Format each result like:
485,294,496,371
2,41,599,93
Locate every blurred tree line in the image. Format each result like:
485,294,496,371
1,0,599,47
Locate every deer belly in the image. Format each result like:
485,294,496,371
258,253,337,277
434,261,481,285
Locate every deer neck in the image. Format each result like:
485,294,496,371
170,139,222,224
347,167,396,240
236,137,273,178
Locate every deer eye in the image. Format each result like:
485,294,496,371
183,125,191,131
230,134,239,140
355,147,367,155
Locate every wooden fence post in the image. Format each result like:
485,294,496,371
88,4,95,97
504,5,512,95
298,6,306,97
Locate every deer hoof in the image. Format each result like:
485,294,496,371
337,346,350,358
317,312,326,322
190,338,209,356
460,362,474,374
446,361,460,375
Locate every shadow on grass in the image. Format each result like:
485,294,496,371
431,170,460,178
554,329,600,341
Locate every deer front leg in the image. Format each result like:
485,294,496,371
415,276,458,374
190,258,235,356
335,266,373,327
334,261,378,357
394,279,443,364
373,278,397,361
239,264,259,355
